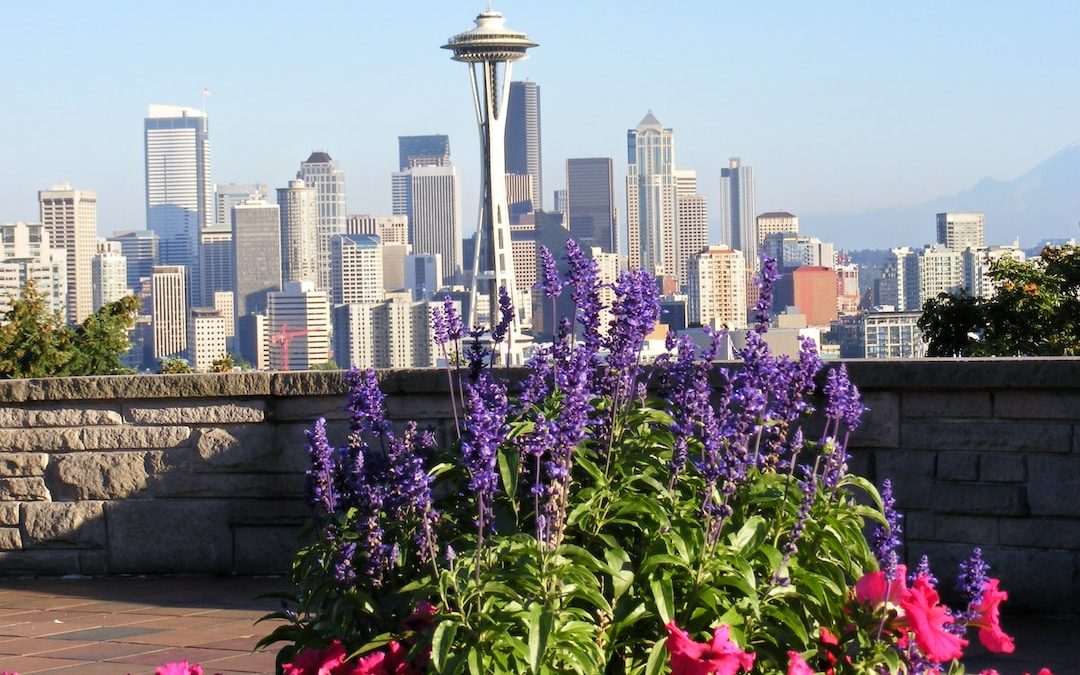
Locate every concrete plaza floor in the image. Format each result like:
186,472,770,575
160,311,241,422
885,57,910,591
0,576,1073,674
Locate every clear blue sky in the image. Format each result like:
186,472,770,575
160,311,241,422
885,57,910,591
2,1,1078,249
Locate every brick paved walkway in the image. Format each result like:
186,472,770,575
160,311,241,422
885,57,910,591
0,576,1074,674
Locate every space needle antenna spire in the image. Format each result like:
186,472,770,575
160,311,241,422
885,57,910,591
443,9,538,363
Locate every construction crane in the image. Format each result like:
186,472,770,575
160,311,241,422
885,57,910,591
270,323,317,371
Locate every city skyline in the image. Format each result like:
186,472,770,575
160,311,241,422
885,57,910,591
4,2,1080,251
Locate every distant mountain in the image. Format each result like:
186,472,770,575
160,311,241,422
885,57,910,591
804,144,1080,250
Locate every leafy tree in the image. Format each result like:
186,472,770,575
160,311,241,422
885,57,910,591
158,356,194,374
309,359,341,371
64,295,140,375
0,281,72,378
919,244,1080,356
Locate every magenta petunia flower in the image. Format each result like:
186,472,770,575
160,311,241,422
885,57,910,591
969,578,1015,653
664,622,756,675
282,639,347,675
786,650,813,675
155,662,204,675
897,576,968,662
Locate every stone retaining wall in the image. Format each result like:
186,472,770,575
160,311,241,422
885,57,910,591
0,361,1078,614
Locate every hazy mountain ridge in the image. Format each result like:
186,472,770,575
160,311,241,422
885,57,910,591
804,144,1080,250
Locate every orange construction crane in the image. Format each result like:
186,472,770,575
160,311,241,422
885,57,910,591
270,323,317,371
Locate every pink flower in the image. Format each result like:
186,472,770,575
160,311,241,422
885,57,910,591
854,565,908,608
665,622,756,675
156,662,204,675
333,640,424,675
896,576,967,662
978,670,1001,675
282,640,348,675
1023,670,1053,675
786,651,813,675
969,578,1015,654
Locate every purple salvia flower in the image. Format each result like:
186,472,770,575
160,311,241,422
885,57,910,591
957,547,990,613
910,555,938,586
518,346,554,409
333,542,358,586
491,285,514,345
443,295,464,341
753,255,779,332
465,325,489,381
774,473,816,583
872,478,904,581
385,421,439,562
460,371,509,540
304,417,337,516
603,269,660,399
345,368,391,437
431,305,448,347
538,245,563,298
565,239,603,353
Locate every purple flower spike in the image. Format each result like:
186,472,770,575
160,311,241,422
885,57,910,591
871,478,903,580
304,417,337,516
753,256,780,332
957,547,990,609
491,286,514,345
460,371,509,539
565,239,603,353
538,245,563,298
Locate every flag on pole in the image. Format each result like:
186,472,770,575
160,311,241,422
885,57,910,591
203,88,211,97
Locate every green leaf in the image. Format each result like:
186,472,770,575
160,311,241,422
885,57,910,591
730,515,767,555
498,444,521,503
645,636,668,675
467,646,483,675
431,619,458,672
527,603,553,674
650,575,674,624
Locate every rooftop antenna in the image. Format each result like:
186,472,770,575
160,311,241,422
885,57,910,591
201,87,211,115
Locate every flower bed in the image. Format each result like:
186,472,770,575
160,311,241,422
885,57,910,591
260,247,1048,674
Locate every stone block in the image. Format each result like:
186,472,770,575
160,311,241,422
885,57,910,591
126,401,266,425
104,501,232,573
48,452,149,500
21,501,105,548
0,426,191,452
0,478,50,501
932,514,1000,545
995,391,1080,420
78,550,108,575
278,420,349,458
145,448,193,474
931,483,1027,516
0,549,80,575
386,394,459,421
903,392,991,419
25,372,271,401
271,371,348,397
194,426,303,472
903,511,935,540
0,453,48,477
271,395,350,422
936,452,979,481
0,406,123,428
976,546,1077,613
150,473,305,500
0,528,21,549
902,420,1071,454
227,499,309,526
0,502,18,525
999,518,1080,550
233,525,304,574
872,449,936,508
979,454,1026,483
1028,456,1080,516
849,392,899,448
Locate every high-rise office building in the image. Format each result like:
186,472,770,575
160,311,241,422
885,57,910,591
394,165,463,286
267,281,330,370
109,230,159,292
918,244,965,306
92,241,129,310
674,170,708,288
404,253,443,300
347,214,408,246
0,222,67,317
719,157,757,268
687,245,748,329
506,80,542,209
329,233,384,306
332,294,444,370
553,188,568,215
198,224,233,309
505,173,535,224
756,212,799,247
964,244,1025,299
761,233,835,271
187,307,228,371
231,197,282,320
277,179,320,286
144,105,211,280
398,135,451,170
567,158,617,254
38,184,96,324
215,183,267,225
936,212,985,251
151,265,188,362
298,152,346,292
626,112,676,278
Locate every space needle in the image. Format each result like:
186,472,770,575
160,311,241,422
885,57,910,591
444,9,537,361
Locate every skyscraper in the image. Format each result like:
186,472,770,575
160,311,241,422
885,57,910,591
38,184,97,324
144,105,212,279
108,230,159,293
936,212,985,251
395,164,462,286
0,222,67,317
92,241,129,311
277,179,320,286
687,246,748,329
756,212,799,247
445,10,536,350
329,233,384,305
214,183,267,225
267,281,330,370
398,135,451,170
719,157,756,267
151,265,188,362
567,158,617,254
231,197,282,319
298,152,346,292
674,170,708,288
198,224,233,309
626,112,676,278
506,80,542,210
